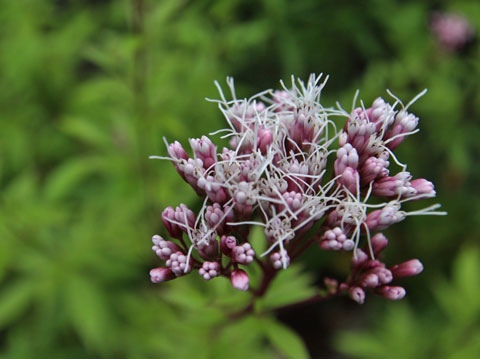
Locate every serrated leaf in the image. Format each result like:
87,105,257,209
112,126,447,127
260,317,309,359
257,264,316,311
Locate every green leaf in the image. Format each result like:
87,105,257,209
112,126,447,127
335,303,431,359
257,264,316,311
260,317,309,359
453,246,480,302
336,331,386,358
43,156,103,201
61,116,111,149
248,224,267,254
447,331,480,359
212,316,274,359
434,246,480,325
0,280,35,327
65,275,114,352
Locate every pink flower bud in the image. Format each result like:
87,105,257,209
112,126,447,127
182,158,206,193
282,191,303,211
231,269,250,291
385,111,419,150
372,172,415,198
231,181,256,216
197,175,229,204
376,286,406,300
371,233,389,255
335,144,359,174
152,235,182,260
390,259,424,278
371,267,393,284
167,141,189,179
352,249,369,267
166,251,192,275
220,235,237,255
338,167,360,195
366,202,405,231
345,111,377,153
320,227,351,251
232,243,255,265
205,203,234,234
258,127,273,154
369,97,394,130
360,155,389,184
162,207,182,238
150,267,175,283
205,203,223,228
198,261,220,280
173,204,196,234
198,239,218,260
284,159,309,192
189,135,217,170
167,141,189,161
270,249,290,269
410,179,436,197
361,273,379,288
431,12,475,52
349,286,366,304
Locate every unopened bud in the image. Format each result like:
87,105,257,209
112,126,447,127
349,286,366,304
410,179,436,197
232,243,255,265
220,235,237,255
371,233,389,255
231,269,250,291
150,267,175,283
198,261,220,280
361,273,379,288
376,285,406,300
391,259,424,278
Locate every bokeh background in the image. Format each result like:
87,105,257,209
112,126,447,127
1,0,479,358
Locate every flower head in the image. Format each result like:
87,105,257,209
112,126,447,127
431,12,475,52
149,74,445,301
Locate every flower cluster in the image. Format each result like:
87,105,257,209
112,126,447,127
149,74,445,303
431,12,475,52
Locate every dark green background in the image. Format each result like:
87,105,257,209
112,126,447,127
1,0,479,358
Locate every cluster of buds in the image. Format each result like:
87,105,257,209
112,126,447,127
149,74,445,302
325,233,424,303
431,12,475,52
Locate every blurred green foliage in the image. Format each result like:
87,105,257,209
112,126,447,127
336,246,480,359
0,0,479,358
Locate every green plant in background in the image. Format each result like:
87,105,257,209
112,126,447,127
336,246,480,359
0,0,479,358
331,1,480,358
0,0,311,357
